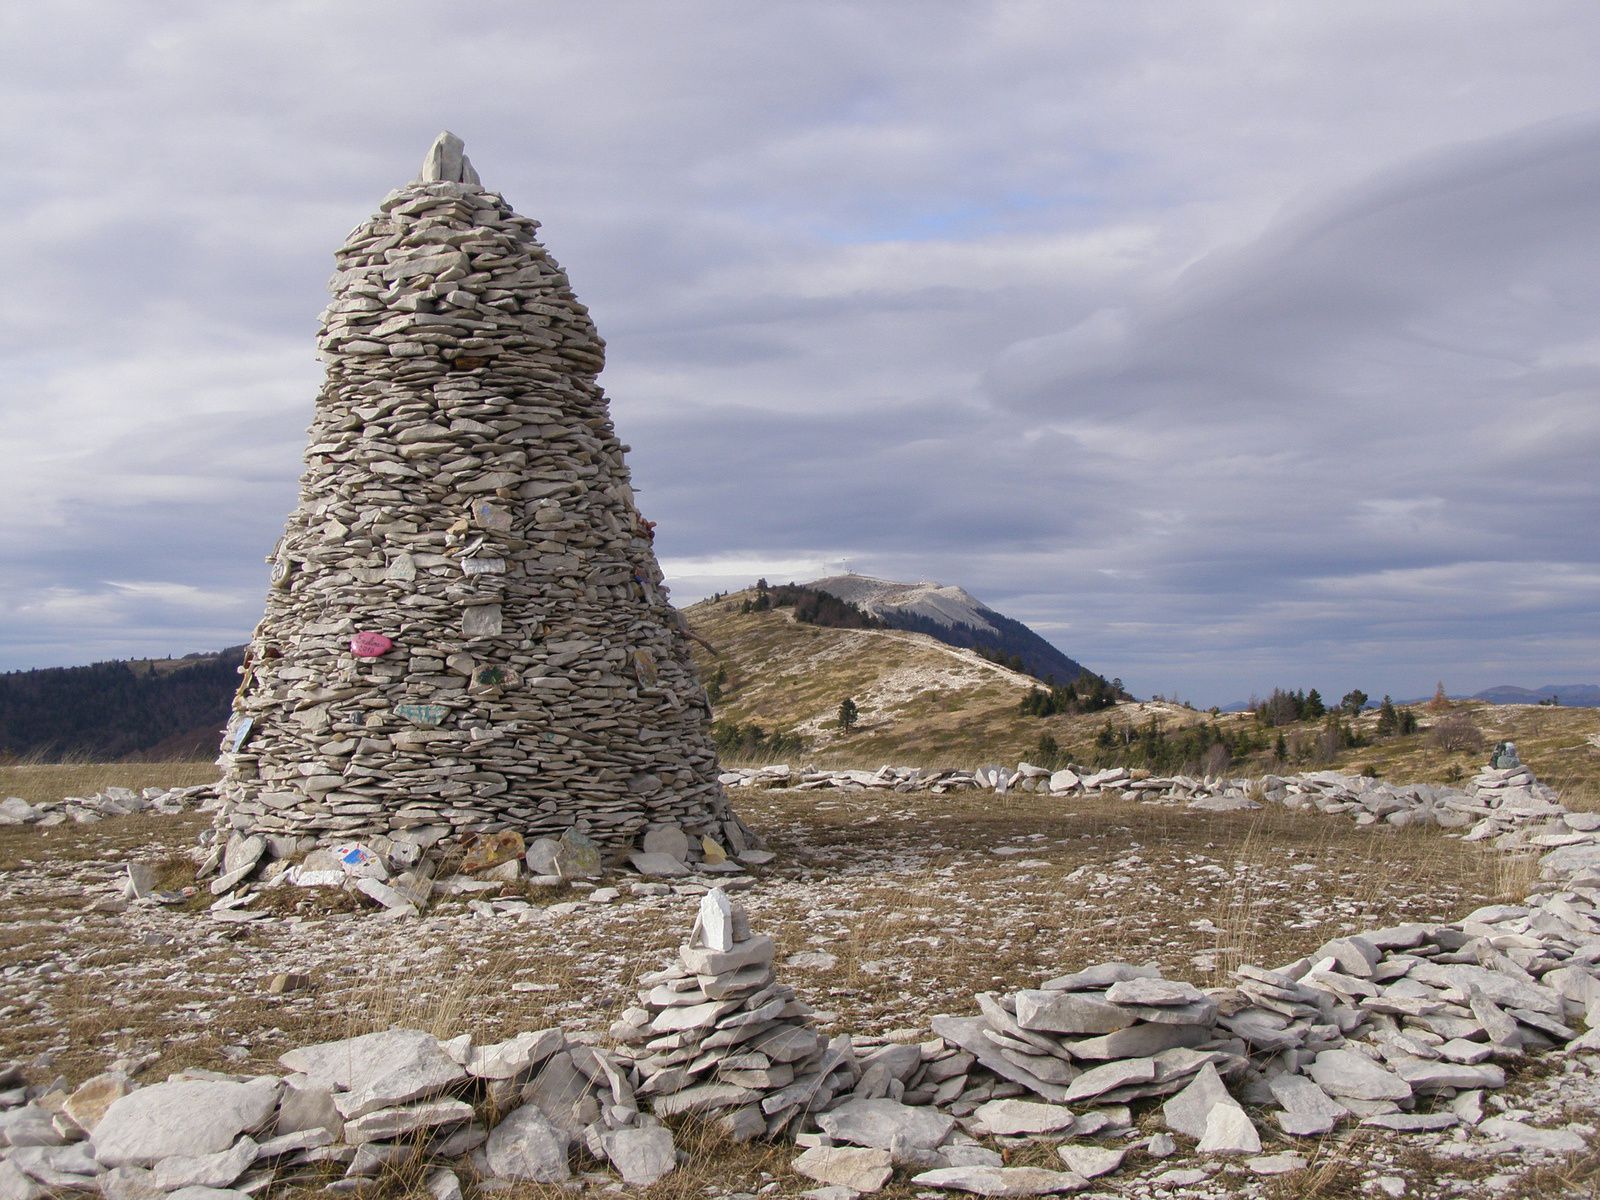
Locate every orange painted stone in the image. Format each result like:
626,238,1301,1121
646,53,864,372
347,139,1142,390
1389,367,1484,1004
461,829,526,873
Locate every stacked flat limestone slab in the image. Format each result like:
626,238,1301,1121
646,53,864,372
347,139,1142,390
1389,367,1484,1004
613,890,857,1139
214,133,747,863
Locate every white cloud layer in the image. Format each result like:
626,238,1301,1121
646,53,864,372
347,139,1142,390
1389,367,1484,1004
2,3,1598,705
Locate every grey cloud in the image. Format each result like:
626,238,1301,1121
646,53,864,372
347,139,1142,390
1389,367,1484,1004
3,4,1600,704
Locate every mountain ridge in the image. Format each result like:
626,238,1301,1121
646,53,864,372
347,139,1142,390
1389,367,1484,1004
806,574,1090,686
1467,683,1600,708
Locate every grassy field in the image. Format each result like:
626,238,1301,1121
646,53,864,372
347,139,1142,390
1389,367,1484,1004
2,757,1597,1197
0,760,219,806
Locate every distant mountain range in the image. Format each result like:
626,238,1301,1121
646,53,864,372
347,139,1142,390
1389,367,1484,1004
1467,684,1600,708
807,575,1090,686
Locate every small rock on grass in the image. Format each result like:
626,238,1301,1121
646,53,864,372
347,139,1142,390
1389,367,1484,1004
1246,1153,1307,1175
793,1146,894,1193
911,1166,1089,1196
1056,1144,1124,1178
600,1126,677,1186
1196,1102,1261,1155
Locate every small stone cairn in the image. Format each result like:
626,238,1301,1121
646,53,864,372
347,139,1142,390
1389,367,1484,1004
213,131,748,874
613,890,857,1140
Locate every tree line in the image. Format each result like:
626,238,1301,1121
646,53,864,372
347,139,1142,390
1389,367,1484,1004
0,649,244,761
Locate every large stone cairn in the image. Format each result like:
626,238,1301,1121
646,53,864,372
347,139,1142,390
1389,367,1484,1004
215,132,747,864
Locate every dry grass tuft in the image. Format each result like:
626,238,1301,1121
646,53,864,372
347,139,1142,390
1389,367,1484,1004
1494,853,1544,902
345,955,522,1042
1263,1132,1367,1198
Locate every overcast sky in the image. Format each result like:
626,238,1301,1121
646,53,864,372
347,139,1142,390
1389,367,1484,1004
2,4,1598,706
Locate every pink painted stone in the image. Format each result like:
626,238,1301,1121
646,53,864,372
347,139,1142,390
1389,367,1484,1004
349,632,394,658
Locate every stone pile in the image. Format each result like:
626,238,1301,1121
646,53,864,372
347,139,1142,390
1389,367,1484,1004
721,759,1584,845
1462,761,1571,844
181,814,772,921
214,131,747,870
927,965,1244,1112
0,1027,678,1197
0,785,212,829
10,799,1600,1198
612,889,857,1140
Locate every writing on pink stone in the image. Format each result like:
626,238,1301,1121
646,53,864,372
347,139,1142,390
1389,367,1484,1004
349,632,394,657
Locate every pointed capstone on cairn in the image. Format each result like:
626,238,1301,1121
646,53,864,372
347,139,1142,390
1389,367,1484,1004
215,132,750,866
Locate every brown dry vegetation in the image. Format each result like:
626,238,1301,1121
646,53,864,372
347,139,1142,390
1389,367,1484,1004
685,591,1600,799
6,754,1600,1198
0,759,218,806
0,771,1557,1189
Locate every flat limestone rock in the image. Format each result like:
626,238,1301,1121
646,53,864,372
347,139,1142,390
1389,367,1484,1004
1104,978,1206,1007
1056,1145,1124,1179
1063,1057,1155,1104
279,1029,467,1119
817,1098,955,1152
600,1125,677,1186
485,1104,571,1182
1110,996,1218,1026
1409,963,1562,1017
679,935,774,976
62,1070,135,1134
792,1146,894,1193
651,1082,760,1118
972,1099,1076,1136
467,1029,565,1080
1388,1056,1505,1092
911,1166,1089,1196
629,851,690,877
1015,990,1132,1035
150,1137,260,1190
1307,1050,1412,1102
641,824,692,862
93,1080,280,1167
1161,1063,1232,1140
1196,1102,1261,1155
1246,1152,1307,1175
649,998,740,1033
1478,1116,1586,1153
1063,1021,1207,1061
343,1098,474,1143
1268,1074,1346,1136
930,1016,1072,1103
1362,1112,1458,1132
1042,963,1160,992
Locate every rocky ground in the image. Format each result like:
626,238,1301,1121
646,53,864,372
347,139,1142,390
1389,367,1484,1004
4,779,1600,1197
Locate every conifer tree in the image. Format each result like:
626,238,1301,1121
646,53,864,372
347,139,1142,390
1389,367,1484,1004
837,697,859,732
